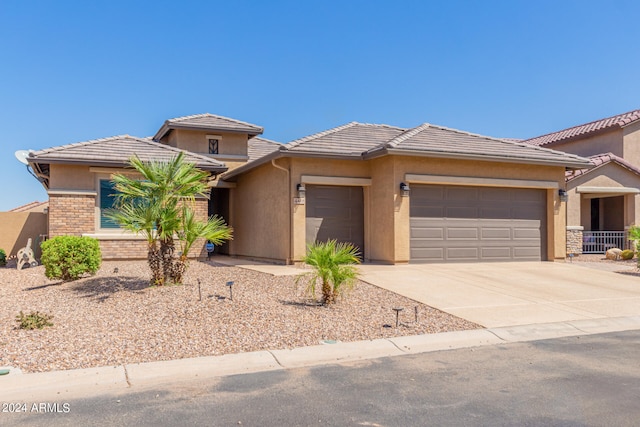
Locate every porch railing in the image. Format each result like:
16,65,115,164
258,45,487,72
582,231,631,254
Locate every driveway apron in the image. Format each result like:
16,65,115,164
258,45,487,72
357,262,640,327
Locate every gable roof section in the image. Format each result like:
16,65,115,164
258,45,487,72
223,121,592,180
370,123,591,167
524,109,640,147
153,113,264,140
8,200,48,213
248,137,281,161
566,152,640,182
28,135,227,188
283,122,405,155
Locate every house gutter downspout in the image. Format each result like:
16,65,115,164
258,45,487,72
271,158,293,264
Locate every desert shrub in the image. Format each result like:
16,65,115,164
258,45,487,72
0,248,6,266
16,311,54,330
41,236,102,281
620,249,634,260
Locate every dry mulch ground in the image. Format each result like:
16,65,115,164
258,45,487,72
0,260,479,373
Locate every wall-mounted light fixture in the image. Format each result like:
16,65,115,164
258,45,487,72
559,189,568,201
297,183,306,198
400,182,410,197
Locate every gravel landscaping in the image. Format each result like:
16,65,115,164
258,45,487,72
0,260,479,373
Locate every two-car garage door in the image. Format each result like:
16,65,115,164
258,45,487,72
304,183,547,263
410,185,547,262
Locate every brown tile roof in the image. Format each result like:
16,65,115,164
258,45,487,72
284,122,405,155
223,121,592,180
565,152,640,182
524,109,640,147
154,113,264,140
375,123,591,167
248,137,281,161
8,200,48,213
29,135,227,172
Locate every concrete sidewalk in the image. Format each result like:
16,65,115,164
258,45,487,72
2,316,640,402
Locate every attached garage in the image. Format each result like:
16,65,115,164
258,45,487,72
305,185,365,254
410,185,547,262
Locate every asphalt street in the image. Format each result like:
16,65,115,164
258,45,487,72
3,330,640,426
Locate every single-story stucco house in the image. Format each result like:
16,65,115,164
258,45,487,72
523,109,640,254
26,113,593,264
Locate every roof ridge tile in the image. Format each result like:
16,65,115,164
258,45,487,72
167,112,262,130
283,122,360,150
385,123,431,148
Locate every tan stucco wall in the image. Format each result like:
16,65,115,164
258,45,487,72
49,164,93,190
231,155,567,264
622,121,640,166
169,129,249,158
230,160,290,262
0,212,47,259
547,129,623,158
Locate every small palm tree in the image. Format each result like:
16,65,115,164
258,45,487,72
107,153,231,286
296,240,360,305
173,206,233,283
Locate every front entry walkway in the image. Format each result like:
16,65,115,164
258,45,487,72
357,262,640,328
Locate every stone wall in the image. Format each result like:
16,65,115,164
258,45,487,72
566,227,583,255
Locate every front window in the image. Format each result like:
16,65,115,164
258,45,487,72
209,138,219,154
99,179,120,229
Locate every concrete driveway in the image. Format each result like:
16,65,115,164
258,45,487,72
358,262,640,328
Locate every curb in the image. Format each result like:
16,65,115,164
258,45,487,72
2,316,640,400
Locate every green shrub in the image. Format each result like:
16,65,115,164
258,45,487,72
621,249,635,260
16,311,54,330
41,236,102,281
0,248,6,266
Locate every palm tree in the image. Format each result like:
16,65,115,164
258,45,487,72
106,200,163,285
296,240,360,305
108,153,231,286
173,206,233,284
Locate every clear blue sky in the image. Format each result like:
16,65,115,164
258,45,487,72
2,0,639,210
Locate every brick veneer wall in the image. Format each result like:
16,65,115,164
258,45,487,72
193,198,209,259
99,240,149,260
566,228,583,255
48,195,210,260
49,194,95,237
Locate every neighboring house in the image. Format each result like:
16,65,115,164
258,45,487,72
524,109,640,254
27,113,591,264
0,201,49,259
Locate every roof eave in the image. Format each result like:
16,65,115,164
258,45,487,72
374,148,593,169
29,157,228,173
154,123,264,141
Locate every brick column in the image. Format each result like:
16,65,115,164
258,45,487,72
48,194,95,237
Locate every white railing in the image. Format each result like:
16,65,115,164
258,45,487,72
582,231,631,254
